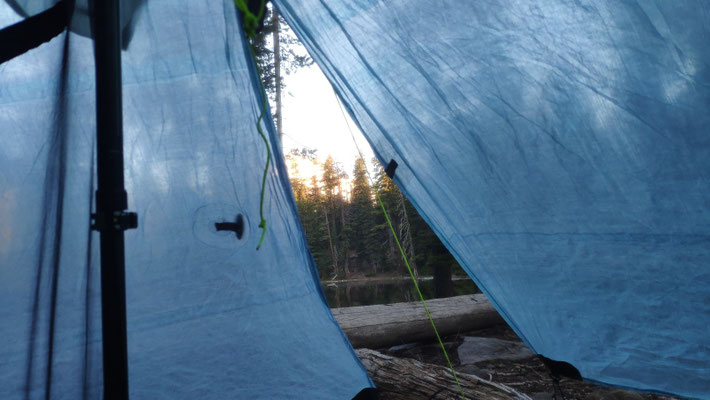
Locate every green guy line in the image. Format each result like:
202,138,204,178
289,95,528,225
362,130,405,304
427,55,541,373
334,94,467,399
235,0,271,250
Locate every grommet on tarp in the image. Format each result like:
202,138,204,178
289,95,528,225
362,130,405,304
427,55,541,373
215,214,245,240
384,159,398,179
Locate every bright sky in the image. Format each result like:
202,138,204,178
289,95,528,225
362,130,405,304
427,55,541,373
280,64,375,179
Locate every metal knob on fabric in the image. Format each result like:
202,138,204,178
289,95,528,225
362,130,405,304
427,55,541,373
193,204,250,249
215,214,245,240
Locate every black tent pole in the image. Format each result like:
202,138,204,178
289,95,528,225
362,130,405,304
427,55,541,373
91,0,135,399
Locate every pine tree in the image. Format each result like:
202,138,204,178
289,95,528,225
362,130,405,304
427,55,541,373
251,4,313,137
300,175,331,278
347,158,377,275
372,159,403,275
321,156,342,278
285,149,331,278
285,152,307,202
370,158,456,296
287,152,466,293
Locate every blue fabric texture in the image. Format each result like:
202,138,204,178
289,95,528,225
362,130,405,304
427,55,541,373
0,1,372,398
275,0,710,398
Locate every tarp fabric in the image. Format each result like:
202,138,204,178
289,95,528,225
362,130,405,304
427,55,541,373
275,0,710,398
0,1,372,398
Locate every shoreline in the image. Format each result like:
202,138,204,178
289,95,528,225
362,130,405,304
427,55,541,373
322,275,472,285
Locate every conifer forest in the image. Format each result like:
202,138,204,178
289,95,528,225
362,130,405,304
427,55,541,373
286,150,470,298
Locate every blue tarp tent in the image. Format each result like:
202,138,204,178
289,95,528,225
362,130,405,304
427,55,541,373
1,0,709,398
276,1,710,397
0,1,372,398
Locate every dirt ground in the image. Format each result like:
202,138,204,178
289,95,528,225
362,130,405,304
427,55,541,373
380,325,682,400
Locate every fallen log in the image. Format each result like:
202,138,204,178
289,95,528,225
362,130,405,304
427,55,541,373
332,294,504,349
356,348,532,400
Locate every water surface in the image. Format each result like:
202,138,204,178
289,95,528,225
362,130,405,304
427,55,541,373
321,277,479,308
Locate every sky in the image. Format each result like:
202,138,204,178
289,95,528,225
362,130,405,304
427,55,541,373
280,63,375,179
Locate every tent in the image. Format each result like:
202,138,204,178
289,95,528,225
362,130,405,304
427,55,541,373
1,0,708,399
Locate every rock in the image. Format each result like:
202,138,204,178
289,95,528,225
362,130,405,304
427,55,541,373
457,336,535,365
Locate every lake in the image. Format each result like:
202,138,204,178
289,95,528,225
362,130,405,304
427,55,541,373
321,276,479,308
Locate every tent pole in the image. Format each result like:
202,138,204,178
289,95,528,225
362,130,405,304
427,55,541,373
92,0,135,399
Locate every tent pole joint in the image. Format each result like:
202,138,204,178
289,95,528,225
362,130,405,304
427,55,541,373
91,210,138,232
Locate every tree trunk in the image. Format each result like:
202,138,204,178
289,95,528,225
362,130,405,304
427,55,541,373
343,250,351,278
434,263,454,298
333,285,341,308
323,208,338,279
272,8,282,141
385,234,397,273
356,349,532,400
398,191,418,278
332,294,504,349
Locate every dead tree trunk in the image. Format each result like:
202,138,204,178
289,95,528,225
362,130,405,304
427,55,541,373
323,208,338,279
397,191,417,278
343,249,352,278
434,263,454,298
356,348,532,400
332,294,504,349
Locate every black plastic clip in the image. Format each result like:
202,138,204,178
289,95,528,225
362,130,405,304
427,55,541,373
91,211,138,232
384,159,398,179
215,214,245,240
